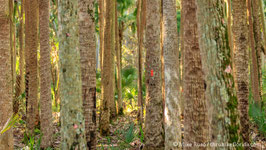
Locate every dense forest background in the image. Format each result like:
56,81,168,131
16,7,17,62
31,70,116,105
0,0,265,149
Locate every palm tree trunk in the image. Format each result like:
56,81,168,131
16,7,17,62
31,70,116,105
232,0,250,145
79,0,97,149
39,0,53,148
0,0,14,149
143,0,164,149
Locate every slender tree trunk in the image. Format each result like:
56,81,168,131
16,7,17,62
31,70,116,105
116,0,123,115
144,0,164,149
251,0,263,105
25,0,39,133
162,0,181,149
196,0,241,147
247,0,261,105
136,0,145,127
231,0,250,145
259,0,266,54
0,0,14,149
19,0,25,95
39,0,53,148
110,0,117,118
100,0,115,136
99,0,104,71
182,1,208,149
79,0,97,149
58,0,86,149
180,0,184,114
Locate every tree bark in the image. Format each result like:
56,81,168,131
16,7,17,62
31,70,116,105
100,0,115,136
182,1,209,149
196,0,241,147
58,0,86,149
25,0,39,133
79,0,97,149
162,0,181,149
143,0,164,149
116,0,123,115
231,0,250,145
0,0,14,149
39,0,53,148
19,0,25,95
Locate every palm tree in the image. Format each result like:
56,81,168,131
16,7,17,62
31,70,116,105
79,0,97,149
39,0,53,148
231,0,250,145
58,0,86,149
196,0,240,146
100,0,115,136
182,0,208,149
0,0,14,149
25,0,39,133
162,0,181,149
143,0,164,149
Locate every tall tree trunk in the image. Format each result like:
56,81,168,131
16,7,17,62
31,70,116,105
79,0,97,149
110,0,116,118
116,0,123,115
144,0,164,149
196,0,241,147
0,0,14,149
251,0,263,105
58,0,86,149
25,0,39,133
182,1,208,149
162,0,181,149
136,0,145,126
19,0,25,95
231,0,250,145
180,0,185,114
99,0,104,71
100,0,115,136
39,0,53,148
259,0,266,54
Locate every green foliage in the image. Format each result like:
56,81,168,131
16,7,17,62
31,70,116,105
249,102,266,137
0,114,20,135
22,133,42,150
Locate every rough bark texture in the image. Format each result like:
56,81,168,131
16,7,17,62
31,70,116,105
251,0,263,104
19,0,25,95
196,0,241,148
116,0,123,115
144,0,164,149
99,0,104,71
25,0,39,133
182,0,209,149
231,0,250,146
162,0,181,149
79,0,97,149
58,0,86,149
136,0,145,126
100,0,115,136
39,0,53,148
0,0,14,149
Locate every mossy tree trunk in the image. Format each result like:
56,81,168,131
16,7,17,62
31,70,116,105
196,0,241,147
58,0,86,149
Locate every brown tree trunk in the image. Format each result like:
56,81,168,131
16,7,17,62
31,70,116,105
251,0,263,105
116,0,123,115
100,0,115,136
79,0,97,149
182,0,208,149
25,0,39,133
39,0,53,148
0,0,14,149
19,0,25,95
232,0,250,145
143,0,164,149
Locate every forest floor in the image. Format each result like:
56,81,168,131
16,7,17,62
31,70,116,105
13,110,266,150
